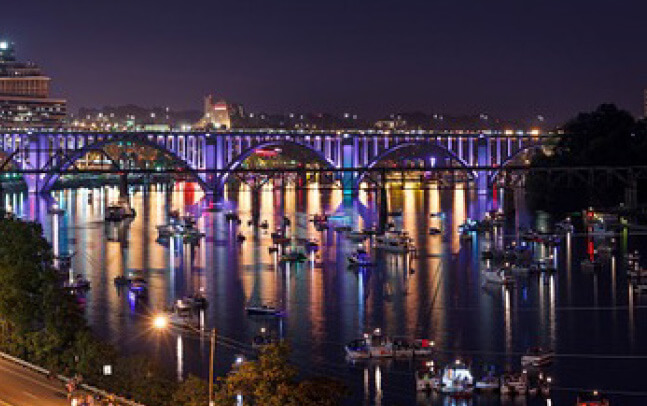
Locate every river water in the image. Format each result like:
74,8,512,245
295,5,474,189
3,182,647,405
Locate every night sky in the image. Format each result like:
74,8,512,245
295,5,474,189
2,0,646,123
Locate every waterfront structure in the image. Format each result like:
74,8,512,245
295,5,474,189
0,39,66,129
0,130,545,195
195,95,244,130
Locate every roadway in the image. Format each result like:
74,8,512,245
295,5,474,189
0,356,69,406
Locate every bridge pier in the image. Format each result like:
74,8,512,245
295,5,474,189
341,135,358,196
476,135,491,194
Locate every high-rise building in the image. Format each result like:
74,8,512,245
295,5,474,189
0,38,67,129
195,95,244,130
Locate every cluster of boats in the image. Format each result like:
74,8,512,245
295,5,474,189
156,213,204,244
105,202,136,222
627,251,647,292
344,329,434,359
416,348,554,398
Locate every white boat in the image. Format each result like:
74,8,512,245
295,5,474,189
521,347,554,367
500,372,528,395
375,231,413,253
475,372,499,391
482,268,514,285
440,360,474,395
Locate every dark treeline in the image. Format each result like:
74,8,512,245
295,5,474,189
526,104,647,214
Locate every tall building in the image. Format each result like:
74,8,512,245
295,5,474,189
195,95,244,130
0,38,67,129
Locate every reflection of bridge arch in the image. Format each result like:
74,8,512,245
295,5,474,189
356,142,477,186
217,140,337,190
40,136,208,193
489,144,545,183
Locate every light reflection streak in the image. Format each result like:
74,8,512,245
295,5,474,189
176,334,184,381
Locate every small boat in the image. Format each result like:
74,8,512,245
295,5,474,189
304,240,319,251
245,303,284,316
175,296,208,312
344,339,371,360
252,328,277,348
346,230,368,242
581,258,601,272
500,371,528,396
577,390,609,406
529,259,557,273
521,347,554,367
510,264,530,274
334,225,352,233
440,360,474,395
129,277,148,296
482,268,514,285
429,227,442,235
225,211,239,222
375,231,413,253
416,363,441,391
633,281,647,293
64,275,91,290
348,248,374,267
113,275,128,286
48,205,65,215
344,329,432,360
280,251,307,263
475,371,499,391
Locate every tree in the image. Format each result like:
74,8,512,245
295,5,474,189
212,343,347,406
526,104,647,213
173,375,209,406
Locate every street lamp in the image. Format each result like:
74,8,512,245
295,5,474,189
153,314,217,406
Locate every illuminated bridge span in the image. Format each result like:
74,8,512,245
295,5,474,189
0,130,550,195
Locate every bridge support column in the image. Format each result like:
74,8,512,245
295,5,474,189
341,136,358,196
204,135,226,201
25,134,50,194
476,135,491,194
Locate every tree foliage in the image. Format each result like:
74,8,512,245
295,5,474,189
526,104,647,213
212,343,348,406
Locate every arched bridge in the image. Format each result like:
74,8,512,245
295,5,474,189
0,130,550,195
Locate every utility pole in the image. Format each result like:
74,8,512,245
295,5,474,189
209,327,216,406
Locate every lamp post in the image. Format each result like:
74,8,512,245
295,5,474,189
153,314,217,405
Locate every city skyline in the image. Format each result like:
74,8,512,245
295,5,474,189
1,0,645,124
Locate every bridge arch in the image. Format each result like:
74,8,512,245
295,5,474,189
356,141,477,187
39,136,209,193
217,140,337,190
489,144,545,183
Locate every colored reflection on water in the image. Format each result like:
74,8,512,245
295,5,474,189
3,182,647,405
